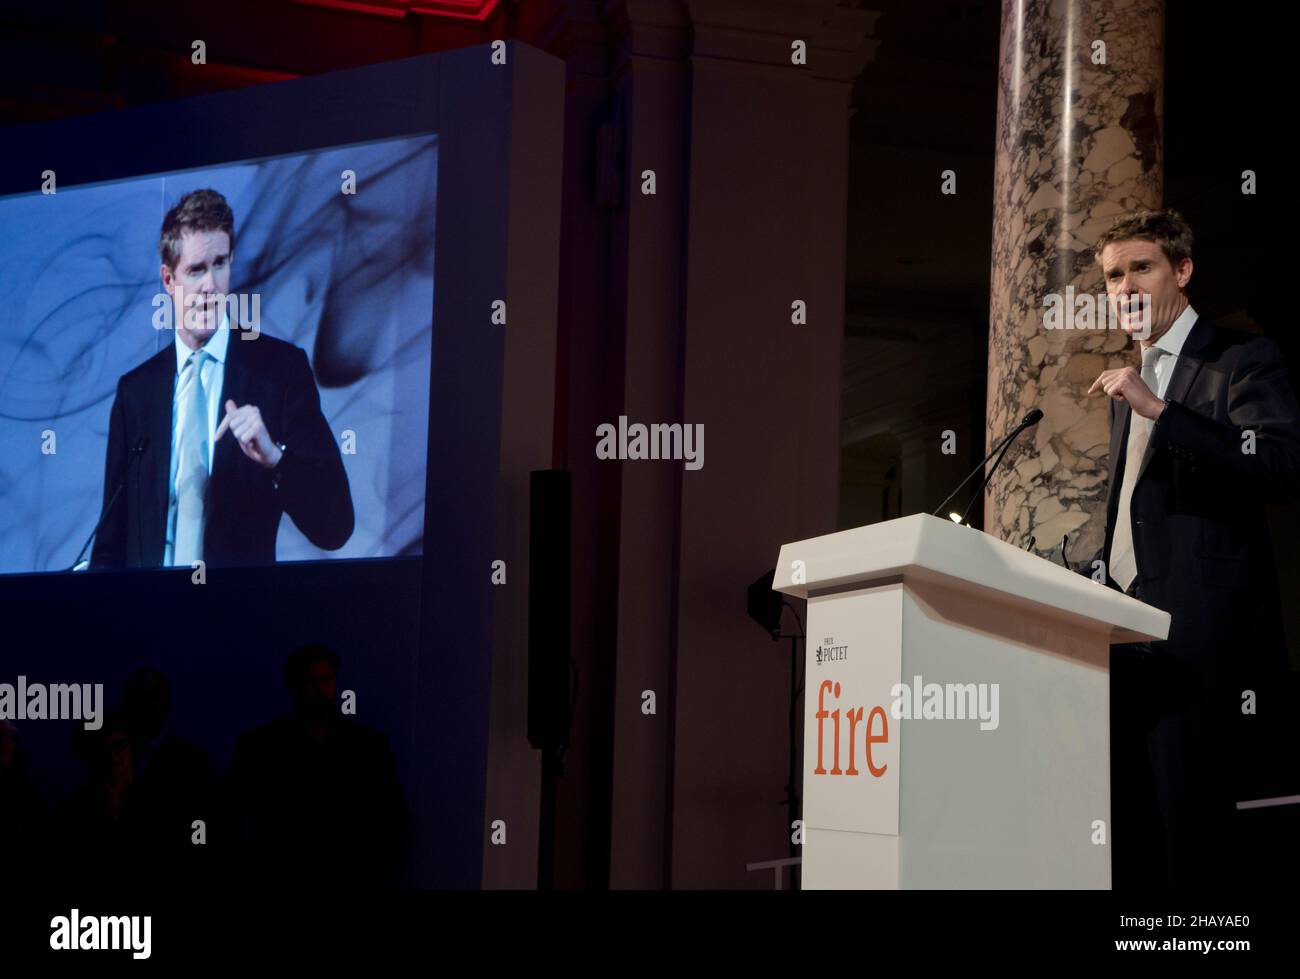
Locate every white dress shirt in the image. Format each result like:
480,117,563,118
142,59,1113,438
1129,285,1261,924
163,316,230,565
1148,304,1198,400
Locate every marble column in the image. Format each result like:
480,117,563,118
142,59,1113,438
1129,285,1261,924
985,0,1164,563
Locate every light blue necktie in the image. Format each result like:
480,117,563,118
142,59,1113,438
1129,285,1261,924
173,349,210,565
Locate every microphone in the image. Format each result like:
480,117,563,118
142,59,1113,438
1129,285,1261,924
932,408,1044,524
956,409,1042,526
68,436,149,571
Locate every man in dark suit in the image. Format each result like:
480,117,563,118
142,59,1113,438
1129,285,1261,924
1088,209,1300,887
91,188,353,569
225,644,407,889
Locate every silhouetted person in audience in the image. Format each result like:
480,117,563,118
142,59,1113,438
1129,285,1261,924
54,710,139,882
0,720,48,877
120,667,218,883
227,644,407,888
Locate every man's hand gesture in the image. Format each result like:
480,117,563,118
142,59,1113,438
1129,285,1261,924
1087,366,1166,420
215,399,284,469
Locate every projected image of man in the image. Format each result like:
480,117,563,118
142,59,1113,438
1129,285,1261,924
91,189,354,569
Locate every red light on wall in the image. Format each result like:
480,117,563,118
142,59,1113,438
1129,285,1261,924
287,0,503,23
412,0,502,21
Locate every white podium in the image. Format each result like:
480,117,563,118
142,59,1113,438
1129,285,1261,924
772,513,1169,889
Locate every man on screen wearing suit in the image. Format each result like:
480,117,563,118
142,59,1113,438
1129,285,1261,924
1087,209,1300,887
91,189,353,569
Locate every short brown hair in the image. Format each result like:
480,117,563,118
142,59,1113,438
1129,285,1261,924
1094,208,1193,268
159,188,235,270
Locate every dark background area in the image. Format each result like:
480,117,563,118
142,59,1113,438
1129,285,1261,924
1,0,1295,893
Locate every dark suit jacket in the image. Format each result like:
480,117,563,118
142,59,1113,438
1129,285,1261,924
225,713,407,888
1103,317,1300,692
90,327,354,569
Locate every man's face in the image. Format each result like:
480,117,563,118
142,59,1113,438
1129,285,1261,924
302,660,338,712
1101,239,1192,343
161,229,231,345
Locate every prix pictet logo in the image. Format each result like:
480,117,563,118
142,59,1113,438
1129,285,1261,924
814,636,847,666
813,678,890,778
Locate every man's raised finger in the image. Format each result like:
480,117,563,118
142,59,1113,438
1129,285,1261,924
214,400,242,441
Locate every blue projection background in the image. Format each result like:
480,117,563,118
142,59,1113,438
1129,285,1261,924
0,133,437,573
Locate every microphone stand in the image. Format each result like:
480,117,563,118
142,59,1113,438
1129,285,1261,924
932,417,1032,520
68,439,147,571
957,423,1025,526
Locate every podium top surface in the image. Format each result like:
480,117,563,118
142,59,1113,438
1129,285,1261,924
773,513,1169,643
